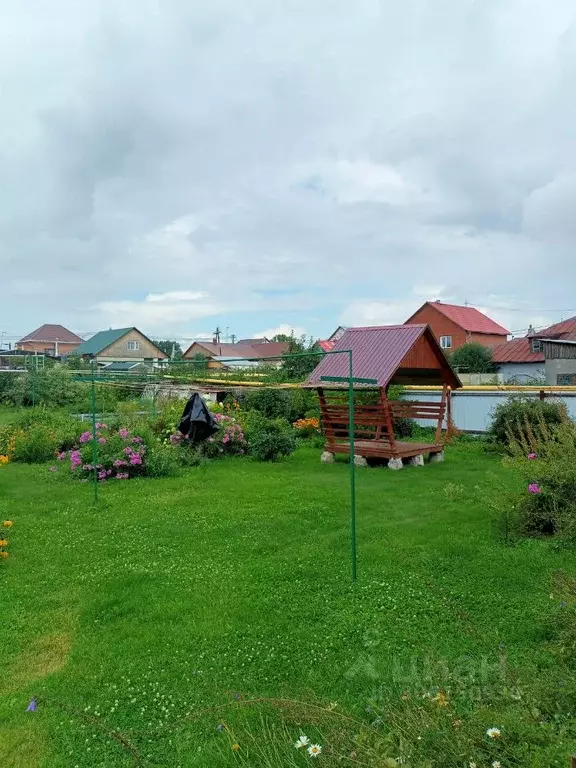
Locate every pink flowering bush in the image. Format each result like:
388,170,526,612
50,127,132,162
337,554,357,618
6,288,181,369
195,413,247,459
58,423,149,482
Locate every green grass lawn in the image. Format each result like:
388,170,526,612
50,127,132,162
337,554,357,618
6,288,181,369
1,442,575,767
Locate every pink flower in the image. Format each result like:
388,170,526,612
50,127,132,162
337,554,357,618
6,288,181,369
57,452,67,460
98,470,107,480
79,432,92,443
124,447,133,456
528,453,537,460
98,437,107,445
132,436,143,444
119,428,129,439
222,435,230,444
129,454,142,466
528,483,542,494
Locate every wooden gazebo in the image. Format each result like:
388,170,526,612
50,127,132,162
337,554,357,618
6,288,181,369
305,324,461,469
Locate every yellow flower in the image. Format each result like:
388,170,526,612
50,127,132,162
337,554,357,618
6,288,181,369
2,521,13,528
0,539,8,547
0,551,8,559
0,455,9,465
232,743,240,751
432,691,449,707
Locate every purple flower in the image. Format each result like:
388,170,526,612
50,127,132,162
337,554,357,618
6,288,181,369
57,452,67,460
528,483,542,494
26,699,37,712
119,428,129,439
132,436,143,444
528,453,537,460
124,447,133,456
129,454,142,466
79,432,92,444
98,470,107,480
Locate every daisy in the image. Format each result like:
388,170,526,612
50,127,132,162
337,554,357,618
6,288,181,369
307,744,322,757
486,727,501,739
295,735,310,749
492,762,502,768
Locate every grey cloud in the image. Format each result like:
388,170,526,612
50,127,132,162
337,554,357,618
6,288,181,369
1,0,576,339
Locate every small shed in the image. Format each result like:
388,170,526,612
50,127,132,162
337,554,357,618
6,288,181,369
305,324,461,467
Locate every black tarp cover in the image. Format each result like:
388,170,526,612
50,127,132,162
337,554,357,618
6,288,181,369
178,393,219,443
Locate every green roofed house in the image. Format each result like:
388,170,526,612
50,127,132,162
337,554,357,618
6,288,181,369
70,328,169,366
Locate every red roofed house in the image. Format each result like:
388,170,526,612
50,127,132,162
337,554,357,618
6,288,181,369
16,324,84,356
492,316,576,384
182,340,289,369
405,301,509,352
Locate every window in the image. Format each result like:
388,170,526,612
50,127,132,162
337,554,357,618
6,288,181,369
440,335,453,350
127,340,140,351
558,374,576,385
531,339,543,354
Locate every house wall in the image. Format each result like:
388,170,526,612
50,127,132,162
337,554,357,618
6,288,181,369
406,305,505,350
497,362,545,383
98,330,167,362
17,340,80,355
546,359,576,385
183,342,213,360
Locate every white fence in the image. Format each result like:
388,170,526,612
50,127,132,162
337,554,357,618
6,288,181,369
403,387,576,433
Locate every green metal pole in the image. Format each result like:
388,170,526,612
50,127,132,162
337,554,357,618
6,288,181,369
90,360,99,505
348,350,357,582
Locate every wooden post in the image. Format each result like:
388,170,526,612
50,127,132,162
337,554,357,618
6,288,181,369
435,384,448,444
380,388,397,454
570,755,576,768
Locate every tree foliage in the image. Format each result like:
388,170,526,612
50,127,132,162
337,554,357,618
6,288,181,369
274,333,323,381
450,342,495,373
155,340,183,359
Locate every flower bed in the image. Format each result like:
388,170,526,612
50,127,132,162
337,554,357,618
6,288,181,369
57,423,148,482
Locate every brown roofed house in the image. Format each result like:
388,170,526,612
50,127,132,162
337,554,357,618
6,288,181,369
17,324,84,356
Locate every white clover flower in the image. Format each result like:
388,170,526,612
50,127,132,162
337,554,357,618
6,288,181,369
294,735,310,749
307,744,322,757
492,762,502,768
486,727,501,739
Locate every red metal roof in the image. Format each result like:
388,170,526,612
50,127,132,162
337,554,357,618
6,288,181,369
306,324,461,388
18,324,83,344
491,337,544,364
184,341,289,360
534,315,576,339
411,302,510,335
316,340,335,352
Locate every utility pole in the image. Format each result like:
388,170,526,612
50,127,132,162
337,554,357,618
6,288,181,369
230,334,237,344
213,326,222,343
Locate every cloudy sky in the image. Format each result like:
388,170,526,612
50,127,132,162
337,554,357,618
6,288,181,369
1,0,576,346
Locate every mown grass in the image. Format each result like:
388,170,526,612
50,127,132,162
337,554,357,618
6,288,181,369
0,436,575,767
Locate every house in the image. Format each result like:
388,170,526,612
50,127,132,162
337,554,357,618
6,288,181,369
405,302,509,351
71,328,169,365
492,316,576,384
16,324,83,356
315,325,349,353
182,340,289,367
102,361,150,374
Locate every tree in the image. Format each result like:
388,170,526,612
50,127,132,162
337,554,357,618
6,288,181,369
275,333,323,381
155,340,183,359
450,342,495,373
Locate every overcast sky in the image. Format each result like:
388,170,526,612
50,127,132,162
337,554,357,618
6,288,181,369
1,0,576,344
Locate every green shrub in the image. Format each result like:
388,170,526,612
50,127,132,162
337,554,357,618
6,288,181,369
250,430,296,461
242,388,290,419
144,443,183,478
488,394,566,447
488,419,576,542
11,425,57,463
